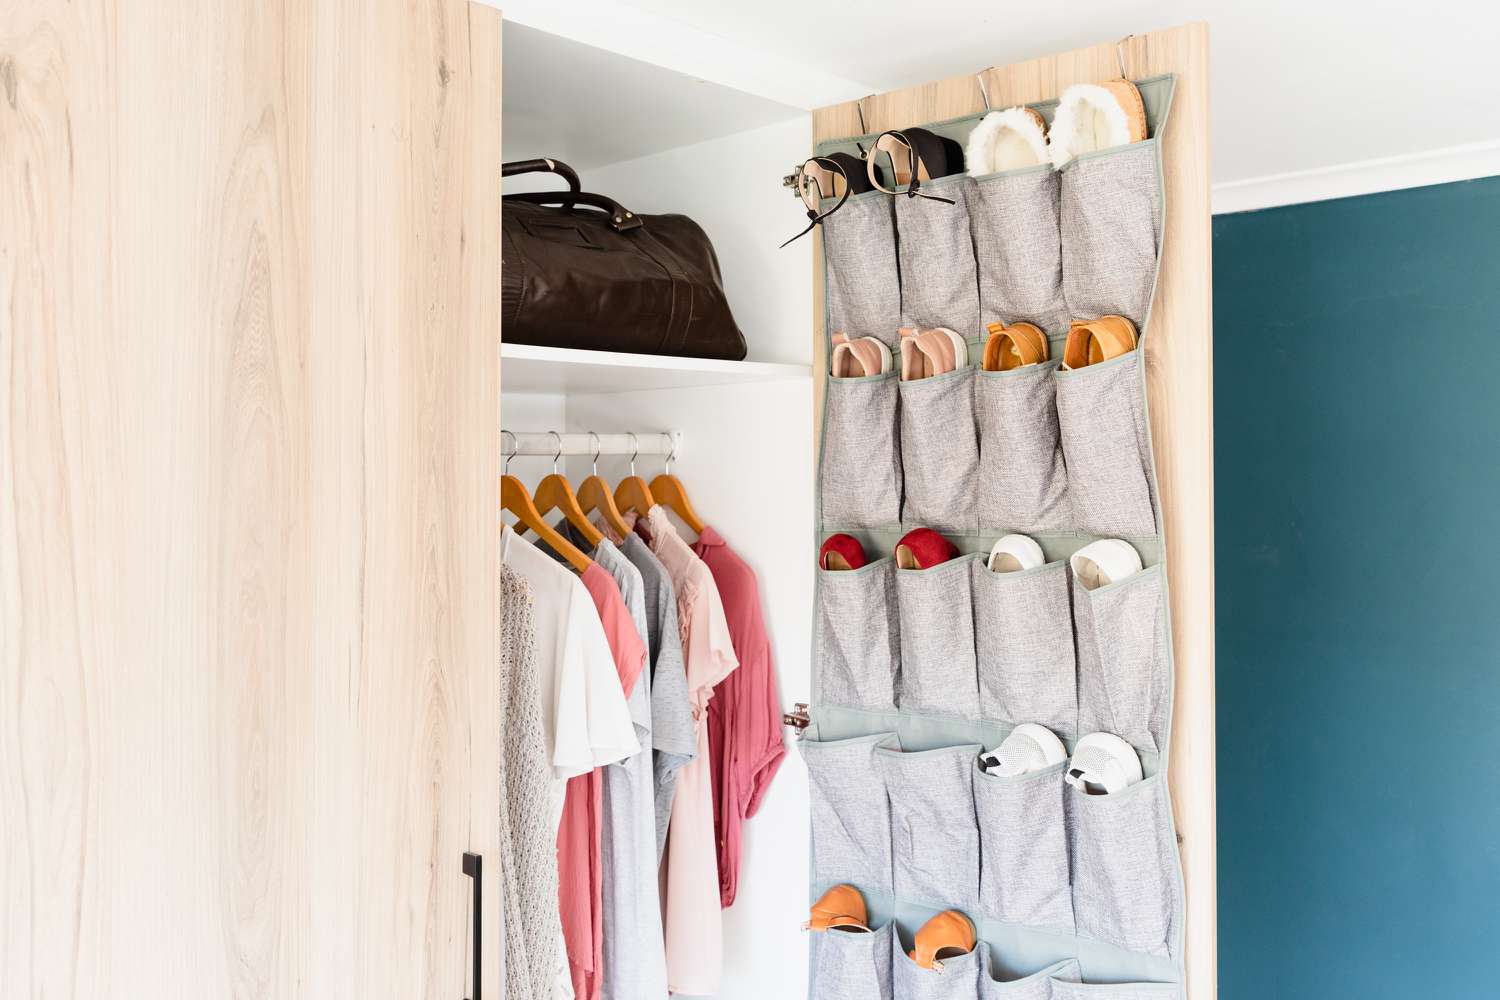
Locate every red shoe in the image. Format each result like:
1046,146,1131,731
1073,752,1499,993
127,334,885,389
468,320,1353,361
820,533,868,571
894,528,959,570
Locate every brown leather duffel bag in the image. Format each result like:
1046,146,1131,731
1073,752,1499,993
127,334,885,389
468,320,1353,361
501,158,747,361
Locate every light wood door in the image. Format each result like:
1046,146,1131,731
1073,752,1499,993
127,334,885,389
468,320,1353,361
1,2,502,997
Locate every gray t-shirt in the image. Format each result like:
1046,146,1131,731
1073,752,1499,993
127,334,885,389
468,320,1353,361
615,532,697,861
571,532,668,1000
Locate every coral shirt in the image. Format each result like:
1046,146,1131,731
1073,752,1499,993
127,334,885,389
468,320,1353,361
558,564,646,1000
693,526,786,908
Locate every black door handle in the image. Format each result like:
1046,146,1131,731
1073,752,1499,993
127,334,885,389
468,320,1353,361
463,852,481,1000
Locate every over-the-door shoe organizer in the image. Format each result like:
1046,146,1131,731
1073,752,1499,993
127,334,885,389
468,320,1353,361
807,75,1186,999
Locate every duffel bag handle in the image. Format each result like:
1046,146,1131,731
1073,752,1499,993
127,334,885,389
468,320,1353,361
501,157,581,193
504,189,643,233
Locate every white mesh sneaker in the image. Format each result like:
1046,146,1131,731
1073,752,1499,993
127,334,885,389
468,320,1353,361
1065,732,1143,795
979,723,1067,777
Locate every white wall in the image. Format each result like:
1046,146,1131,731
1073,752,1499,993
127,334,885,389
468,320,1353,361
586,117,815,366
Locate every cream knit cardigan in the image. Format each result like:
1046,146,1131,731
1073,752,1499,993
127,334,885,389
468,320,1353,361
500,566,561,1000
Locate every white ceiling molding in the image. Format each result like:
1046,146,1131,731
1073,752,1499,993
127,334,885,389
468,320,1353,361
1212,140,1500,215
489,0,874,110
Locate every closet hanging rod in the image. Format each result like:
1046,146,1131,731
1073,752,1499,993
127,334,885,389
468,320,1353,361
501,431,681,460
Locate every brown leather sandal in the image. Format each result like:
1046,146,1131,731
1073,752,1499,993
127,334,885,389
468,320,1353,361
1062,315,1138,370
983,321,1050,371
804,884,871,933
908,909,977,971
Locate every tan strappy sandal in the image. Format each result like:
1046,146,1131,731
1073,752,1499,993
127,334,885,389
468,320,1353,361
982,321,1050,371
899,327,968,380
831,332,893,378
1062,315,1138,370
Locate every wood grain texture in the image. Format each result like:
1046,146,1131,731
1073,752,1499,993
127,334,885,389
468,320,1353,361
811,24,1216,997
0,1,502,997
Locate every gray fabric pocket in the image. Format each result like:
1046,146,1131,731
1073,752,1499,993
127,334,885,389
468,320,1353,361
893,930,982,1000
974,361,1070,533
1059,141,1161,330
877,743,982,907
822,373,902,530
1054,353,1156,538
981,957,1082,1000
899,368,979,533
824,192,903,348
801,732,898,893
974,760,1073,931
1071,565,1168,755
1065,775,1178,958
895,557,979,719
894,177,981,334
1048,981,1180,1000
970,560,1077,738
969,167,1068,335
813,922,895,1000
817,558,901,711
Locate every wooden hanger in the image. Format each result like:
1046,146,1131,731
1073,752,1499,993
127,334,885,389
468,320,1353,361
501,437,591,573
613,432,656,518
649,441,705,536
577,431,632,539
532,433,605,548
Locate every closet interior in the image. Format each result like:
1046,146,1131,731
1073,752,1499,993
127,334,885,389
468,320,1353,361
499,18,818,1000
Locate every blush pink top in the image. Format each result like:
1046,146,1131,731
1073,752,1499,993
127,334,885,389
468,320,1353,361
640,507,738,996
559,564,647,1000
693,526,786,908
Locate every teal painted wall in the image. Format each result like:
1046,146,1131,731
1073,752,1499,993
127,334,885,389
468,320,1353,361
1213,176,1500,999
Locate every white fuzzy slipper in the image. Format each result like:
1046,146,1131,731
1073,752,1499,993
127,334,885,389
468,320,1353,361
965,107,1049,175
1048,80,1147,169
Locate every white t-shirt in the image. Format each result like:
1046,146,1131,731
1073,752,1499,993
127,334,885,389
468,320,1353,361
501,525,640,813
501,525,641,1000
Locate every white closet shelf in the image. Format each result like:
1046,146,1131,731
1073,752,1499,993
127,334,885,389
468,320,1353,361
501,342,810,394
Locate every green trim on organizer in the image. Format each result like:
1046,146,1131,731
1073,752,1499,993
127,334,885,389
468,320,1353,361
972,754,1069,787
874,740,984,761
1052,348,1140,381
815,553,896,578
895,362,975,391
967,160,1056,185
975,556,1068,582
976,357,1063,381
826,370,897,385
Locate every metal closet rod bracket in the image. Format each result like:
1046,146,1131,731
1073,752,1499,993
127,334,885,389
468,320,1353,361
501,431,682,461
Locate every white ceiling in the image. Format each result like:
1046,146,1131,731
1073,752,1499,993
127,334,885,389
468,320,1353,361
604,0,1500,185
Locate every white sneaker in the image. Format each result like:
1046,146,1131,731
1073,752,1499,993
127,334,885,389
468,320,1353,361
987,533,1045,573
1065,733,1143,795
979,723,1067,777
1069,538,1142,591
